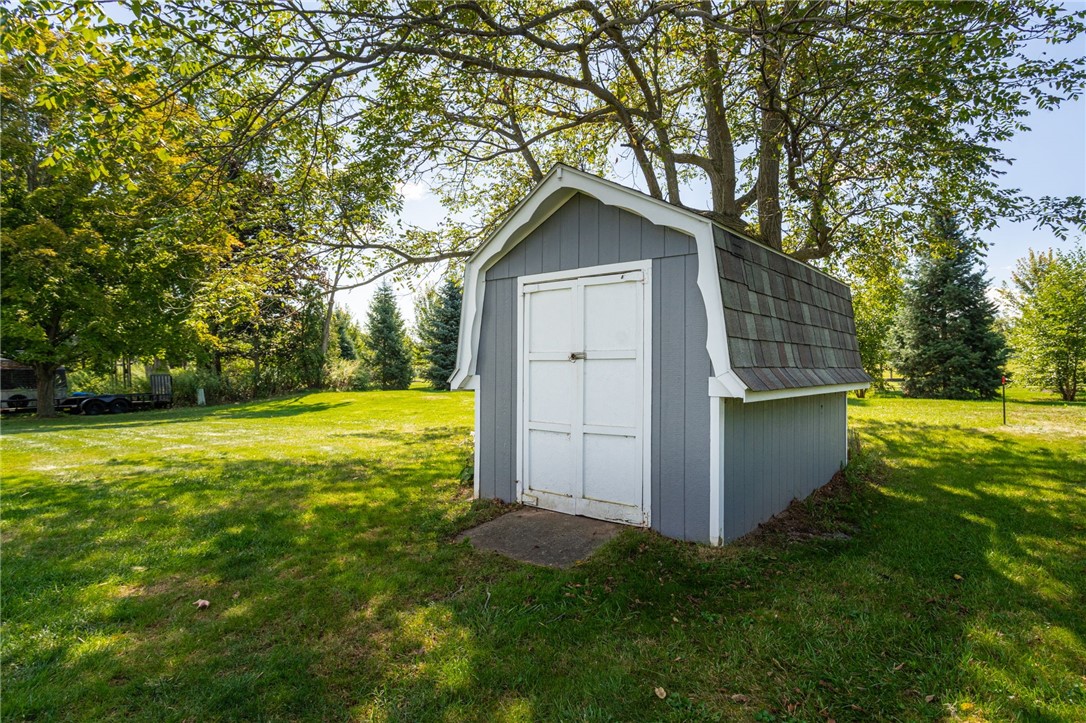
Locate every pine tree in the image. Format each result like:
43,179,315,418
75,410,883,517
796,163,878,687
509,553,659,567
331,308,361,361
893,213,1007,399
363,282,413,390
415,277,463,390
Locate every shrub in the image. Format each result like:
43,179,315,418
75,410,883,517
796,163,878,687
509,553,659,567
324,358,373,392
67,367,151,394
349,361,373,391
171,368,223,406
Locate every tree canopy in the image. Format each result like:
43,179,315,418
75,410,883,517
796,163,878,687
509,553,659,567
0,10,360,412
1002,246,1086,401
9,0,1085,285
0,17,228,414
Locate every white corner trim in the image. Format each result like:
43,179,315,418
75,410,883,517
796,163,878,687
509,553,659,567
844,393,850,465
709,396,722,546
450,164,734,391
472,381,481,499
742,381,869,403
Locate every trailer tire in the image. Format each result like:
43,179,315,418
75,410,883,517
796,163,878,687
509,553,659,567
109,399,132,414
7,394,30,409
82,399,108,416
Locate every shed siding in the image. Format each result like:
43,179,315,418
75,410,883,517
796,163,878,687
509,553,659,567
478,193,711,542
720,392,847,540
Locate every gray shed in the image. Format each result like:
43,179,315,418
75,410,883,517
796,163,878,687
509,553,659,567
451,165,871,544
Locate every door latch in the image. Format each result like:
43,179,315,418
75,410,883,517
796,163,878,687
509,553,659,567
568,352,586,361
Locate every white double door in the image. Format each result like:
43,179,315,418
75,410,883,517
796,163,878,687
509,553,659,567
520,266,650,526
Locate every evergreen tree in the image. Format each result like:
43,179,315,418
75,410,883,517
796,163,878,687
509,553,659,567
893,213,1007,399
331,308,362,361
415,277,463,390
363,282,413,390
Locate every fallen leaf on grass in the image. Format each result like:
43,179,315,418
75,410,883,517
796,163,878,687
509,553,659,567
953,574,964,581
193,599,210,609
730,694,749,703
925,695,936,703
893,662,905,671
654,687,667,700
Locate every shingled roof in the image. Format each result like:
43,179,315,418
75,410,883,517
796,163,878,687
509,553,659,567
713,226,871,393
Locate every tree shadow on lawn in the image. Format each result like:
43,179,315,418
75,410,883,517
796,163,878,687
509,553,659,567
2,436,480,719
0,396,354,435
342,417,1085,721
3,422,1084,721
843,419,1085,716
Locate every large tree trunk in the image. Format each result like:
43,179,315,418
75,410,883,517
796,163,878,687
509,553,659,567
753,2,785,250
700,5,739,221
755,103,784,250
321,292,336,358
33,363,59,419
1060,374,1077,402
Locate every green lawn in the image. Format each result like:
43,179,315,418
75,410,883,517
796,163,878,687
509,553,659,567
2,387,1083,721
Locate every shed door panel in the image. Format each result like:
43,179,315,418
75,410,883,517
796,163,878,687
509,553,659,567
522,270,647,525
524,285,576,499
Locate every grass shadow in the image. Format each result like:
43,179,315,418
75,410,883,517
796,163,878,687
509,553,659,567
2,393,1083,721
0,396,355,435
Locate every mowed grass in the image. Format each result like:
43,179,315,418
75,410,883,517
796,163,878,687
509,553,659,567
1,387,1083,721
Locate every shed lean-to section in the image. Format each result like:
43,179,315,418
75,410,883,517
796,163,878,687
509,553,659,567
452,165,870,545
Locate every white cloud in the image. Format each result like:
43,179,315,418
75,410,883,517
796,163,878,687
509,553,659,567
397,181,429,201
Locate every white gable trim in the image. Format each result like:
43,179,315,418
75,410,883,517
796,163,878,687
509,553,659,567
451,165,739,395
449,164,869,405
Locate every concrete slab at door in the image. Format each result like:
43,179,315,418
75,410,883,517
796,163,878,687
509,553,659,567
456,508,625,568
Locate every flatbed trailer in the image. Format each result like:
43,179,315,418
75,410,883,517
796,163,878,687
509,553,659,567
57,374,174,415
0,363,173,415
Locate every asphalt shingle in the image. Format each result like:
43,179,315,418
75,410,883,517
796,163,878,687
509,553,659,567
713,225,871,392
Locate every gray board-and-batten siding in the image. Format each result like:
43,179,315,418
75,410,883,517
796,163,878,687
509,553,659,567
720,393,847,540
476,192,712,542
